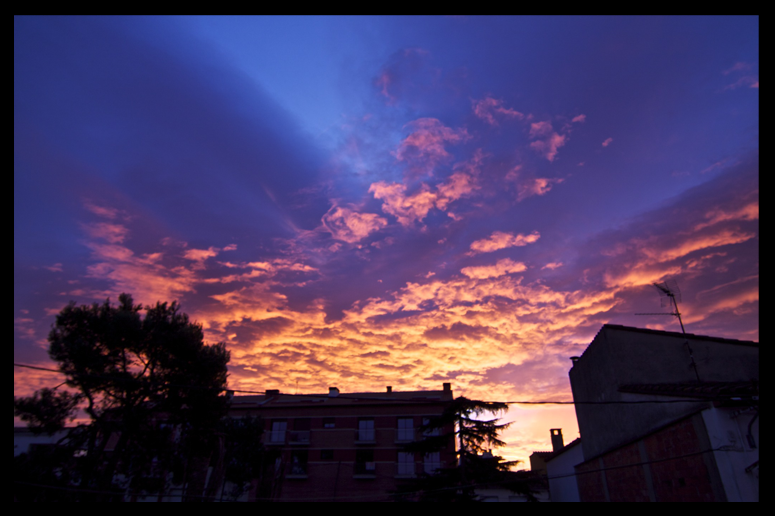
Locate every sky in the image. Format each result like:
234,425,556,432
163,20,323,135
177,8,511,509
14,16,759,465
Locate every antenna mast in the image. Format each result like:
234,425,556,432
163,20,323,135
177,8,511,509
635,280,700,382
635,280,685,334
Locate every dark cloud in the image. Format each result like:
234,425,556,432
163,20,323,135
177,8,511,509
423,322,491,341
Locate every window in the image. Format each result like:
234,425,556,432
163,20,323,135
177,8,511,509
290,418,310,443
320,449,334,460
270,420,287,443
323,417,335,428
355,450,375,475
423,452,441,474
397,452,414,476
357,419,375,442
397,417,414,441
289,450,308,476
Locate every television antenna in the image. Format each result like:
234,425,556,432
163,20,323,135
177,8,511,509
635,279,685,334
636,279,700,382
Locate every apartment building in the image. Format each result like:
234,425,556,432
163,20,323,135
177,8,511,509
228,383,456,501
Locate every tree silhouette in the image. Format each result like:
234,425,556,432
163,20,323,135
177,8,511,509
396,396,539,501
14,294,230,501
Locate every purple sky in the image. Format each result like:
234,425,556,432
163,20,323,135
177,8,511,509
14,16,758,464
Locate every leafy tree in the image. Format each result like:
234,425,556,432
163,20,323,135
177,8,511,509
396,396,538,502
14,388,81,435
14,293,230,501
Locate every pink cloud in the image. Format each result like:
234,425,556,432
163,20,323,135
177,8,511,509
435,171,477,209
529,121,554,139
321,205,388,243
81,222,129,244
572,114,587,123
602,137,613,147
375,71,396,104
372,48,435,107
83,201,120,219
369,182,437,226
369,164,479,226
516,177,564,201
694,201,759,231
541,262,563,270
530,133,567,162
395,118,469,177
184,247,220,263
469,230,541,254
723,62,753,75
472,97,524,125
723,75,759,90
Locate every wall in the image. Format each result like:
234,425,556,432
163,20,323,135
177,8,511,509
569,325,758,460
546,441,583,502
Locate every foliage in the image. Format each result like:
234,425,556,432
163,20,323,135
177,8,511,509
14,388,81,435
14,293,231,501
396,396,537,502
220,415,278,501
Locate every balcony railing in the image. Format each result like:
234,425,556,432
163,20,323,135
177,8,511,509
355,428,375,443
267,430,286,445
288,430,310,444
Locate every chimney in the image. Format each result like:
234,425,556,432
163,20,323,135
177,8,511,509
386,386,392,393
265,389,280,396
570,356,580,364
443,382,451,392
328,387,340,397
551,428,564,452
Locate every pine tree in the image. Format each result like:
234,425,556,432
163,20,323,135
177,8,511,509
396,396,538,501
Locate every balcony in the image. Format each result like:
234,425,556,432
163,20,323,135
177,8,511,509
288,430,310,444
266,430,286,445
355,428,375,444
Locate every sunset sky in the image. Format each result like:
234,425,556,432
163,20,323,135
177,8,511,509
14,16,758,465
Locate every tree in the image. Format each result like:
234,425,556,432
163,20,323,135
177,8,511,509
395,396,539,502
14,293,231,501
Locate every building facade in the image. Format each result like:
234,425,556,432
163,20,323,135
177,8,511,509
569,324,758,502
228,383,456,502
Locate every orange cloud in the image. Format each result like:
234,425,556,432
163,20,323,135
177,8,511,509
695,201,758,230
370,169,478,226
469,230,541,254
369,182,438,226
461,258,527,279
183,247,220,269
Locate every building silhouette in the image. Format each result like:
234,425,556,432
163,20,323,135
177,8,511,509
568,325,758,502
228,383,456,501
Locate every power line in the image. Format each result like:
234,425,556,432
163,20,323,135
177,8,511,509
14,363,757,405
